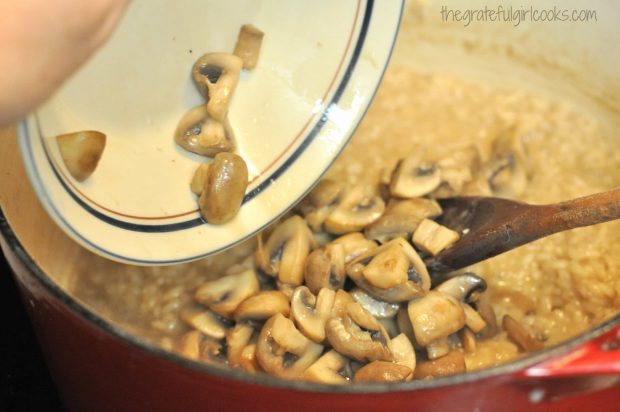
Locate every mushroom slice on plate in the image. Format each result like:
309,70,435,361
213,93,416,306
174,105,234,156
325,301,392,363
324,184,385,234
191,53,243,120
353,361,412,383
233,24,264,70
195,268,259,317
301,350,349,384
407,290,466,347
365,198,442,244
234,290,290,322
390,333,416,380
304,244,346,294
412,218,460,256
199,152,249,224
350,288,399,319
502,315,544,352
255,215,316,286
291,286,336,343
256,313,323,379
347,238,431,303
414,350,466,379
298,179,346,232
56,130,106,182
181,308,230,340
226,323,255,367
390,153,442,198
328,232,378,264
190,163,210,195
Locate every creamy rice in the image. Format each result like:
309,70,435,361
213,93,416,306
69,65,620,374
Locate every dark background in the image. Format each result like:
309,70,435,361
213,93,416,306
0,251,64,411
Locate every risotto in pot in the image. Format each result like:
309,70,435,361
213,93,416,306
68,66,620,383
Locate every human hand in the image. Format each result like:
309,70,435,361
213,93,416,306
0,0,129,126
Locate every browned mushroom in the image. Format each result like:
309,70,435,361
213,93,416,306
407,291,465,347
195,268,259,316
353,361,412,383
502,315,544,352
300,350,349,384
199,152,248,224
56,130,106,181
233,24,264,70
324,184,385,234
303,244,346,294
390,153,442,198
290,286,335,342
414,351,466,379
234,290,290,322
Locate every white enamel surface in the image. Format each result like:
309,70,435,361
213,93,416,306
18,0,403,264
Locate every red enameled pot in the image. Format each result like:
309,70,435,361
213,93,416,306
1,211,619,411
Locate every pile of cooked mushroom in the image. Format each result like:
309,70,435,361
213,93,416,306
175,24,264,224
173,123,542,384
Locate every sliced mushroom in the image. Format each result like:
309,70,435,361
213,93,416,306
347,238,430,303
353,361,412,383
199,152,248,224
324,184,385,234
303,244,346,294
435,273,487,302
300,350,349,384
462,303,487,333
227,323,255,367
502,315,544,352
56,130,106,181
298,179,345,232
325,301,392,363
364,198,442,244
328,232,377,263
476,299,499,338
350,288,399,319
379,317,400,339
484,132,529,198
460,328,477,353
407,290,466,346
191,53,243,120
391,333,416,380
174,105,234,156
291,287,335,343
390,153,442,198
412,218,460,256
190,163,210,195
414,351,466,379
426,337,450,360
436,145,481,194
255,215,316,286
181,309,230,340
178,330,203,360
233,24,264,70
256,313,324,379
195,268,259,317
396,307,418,348
331,289,355,319
239,343,260,373
234,290,290,322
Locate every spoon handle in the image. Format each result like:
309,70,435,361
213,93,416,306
541,187,620,232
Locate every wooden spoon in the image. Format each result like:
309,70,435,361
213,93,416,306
425,188,620,274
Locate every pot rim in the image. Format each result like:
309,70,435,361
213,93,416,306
1,209,618,394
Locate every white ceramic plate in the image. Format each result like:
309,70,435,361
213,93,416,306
18,0,403,265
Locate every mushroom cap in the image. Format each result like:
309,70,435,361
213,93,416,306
350,288,400,319
234,290,290,322
361,241,409,289
191,53,243,121
353,361,412,383
407,290,466,346
328,232,378,263
200,152,248,224
303,244,346,295
390,153,442,198
291,286,336,343
300,350,349,384
174,105,234,156
256,313,324,379
347,238,431,303
435,273,487,302
324,184,385,234
255,215,316,286
194,268,259,316
56,130,106,182
325,302,392,363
